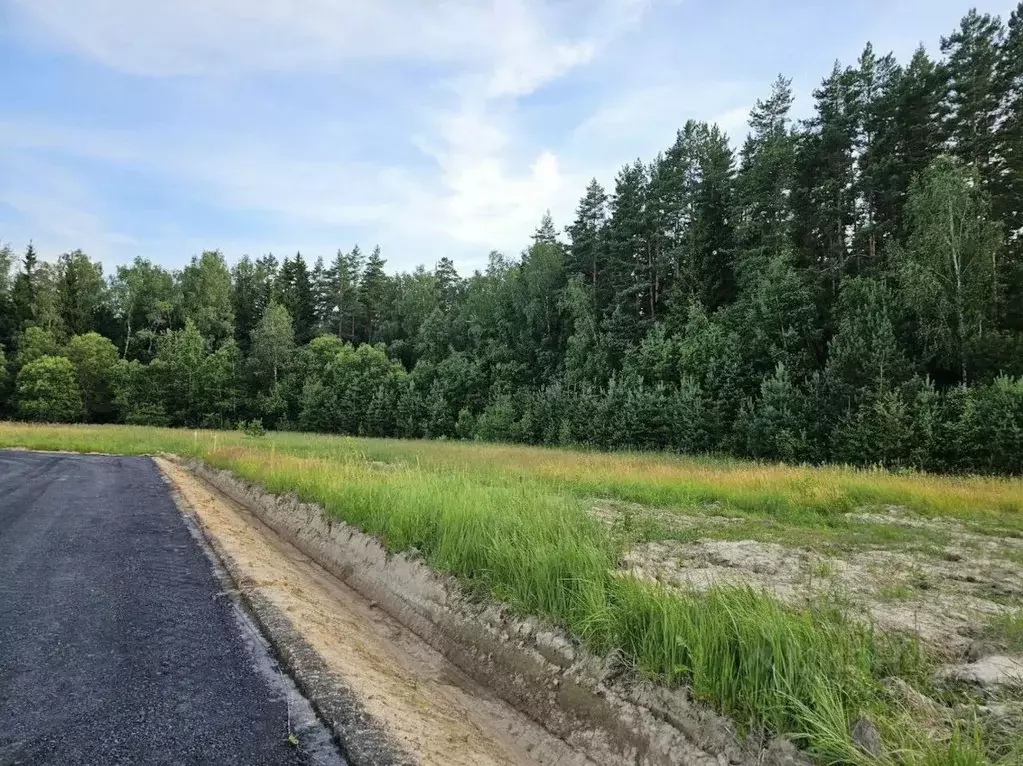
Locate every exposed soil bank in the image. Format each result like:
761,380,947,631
157,456,581,766
159,456,804,766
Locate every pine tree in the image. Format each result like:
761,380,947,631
851,44,903,268
434,257,460,310
824,277,911,407
692,123,737,308
650,123,698,310
940,10,1005,192
995,2,1023,329
605,161,652,331
734,76,797,285
791,63,858,299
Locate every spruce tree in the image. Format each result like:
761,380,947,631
276,252,316,345
359,246,387,343
531,210,559,245
12,242,39,330
566,179,608,301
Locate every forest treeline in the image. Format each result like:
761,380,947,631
3,6,1023,472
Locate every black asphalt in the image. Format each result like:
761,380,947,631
0,450,329,765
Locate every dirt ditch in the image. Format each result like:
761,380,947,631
156,457,583,766
155,456,806,766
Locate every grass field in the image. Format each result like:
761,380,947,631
3,422,1021,765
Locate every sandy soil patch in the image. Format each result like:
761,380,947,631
156,457,588,766
617,511,1023,659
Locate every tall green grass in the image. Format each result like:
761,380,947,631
0,423,1010,764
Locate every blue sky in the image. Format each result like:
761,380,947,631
0,0,1017,274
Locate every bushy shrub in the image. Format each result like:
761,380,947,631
16,355,84,423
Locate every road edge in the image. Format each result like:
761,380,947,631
157,457,413,766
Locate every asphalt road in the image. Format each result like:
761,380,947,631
0,450,336,766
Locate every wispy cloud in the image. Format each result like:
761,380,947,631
3,0,658,267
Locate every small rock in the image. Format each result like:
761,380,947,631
851,717,884,758
965,641,985,663
940,655,1023,689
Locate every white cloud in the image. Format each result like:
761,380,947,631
1,0,671,267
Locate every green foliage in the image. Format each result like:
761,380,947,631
56,250,104,336
825,277,911,402
740,363,812,462
16,326,62,367
241,418,267,438
958,375,1023,473
896,156,1002,383
0,342,9,413
455,407,475,440
276,253,316,345
299,342,405,435
65,332,119,422
474,396,520,442
16,355,84,422
112,257,176,359
4,7,1023,476
181,250,234,344
250,301,295,387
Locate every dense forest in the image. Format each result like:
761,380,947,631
3,6,1023,472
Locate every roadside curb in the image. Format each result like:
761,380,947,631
160,458,413,766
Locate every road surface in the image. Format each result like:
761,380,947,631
0,450,337,765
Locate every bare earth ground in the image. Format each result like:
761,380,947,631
155,457,591,766
595,500,1023,682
